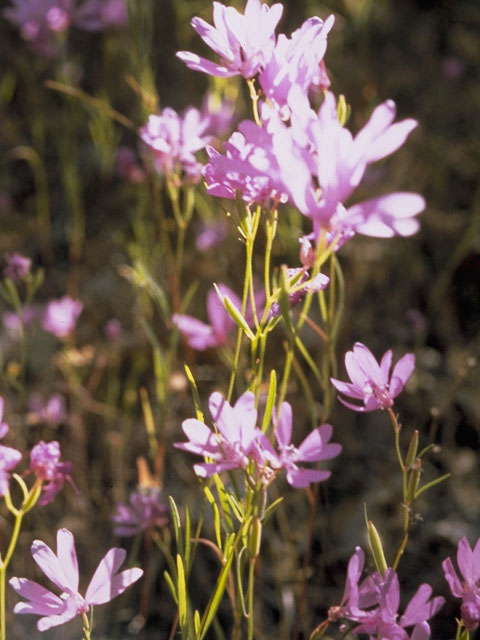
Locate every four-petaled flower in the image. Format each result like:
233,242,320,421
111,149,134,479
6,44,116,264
330,342,415,412
177,0,283,79
272,401,341,488
174,391,259,478
9,528,143,632
443,536,480,631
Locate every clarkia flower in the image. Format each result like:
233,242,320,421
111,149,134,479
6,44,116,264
174,391,259,478
42,295,83,338
3,0,73,57
330,547,444,639
140,107,211,182
177,0,283,79
172,284,240,351
9,528,143,632
3,252,32,281
112,488,168,537
443,536,480,631
73,0,127,31
330,342,415,412
28,440,73,505
29,393,67,426
259,15,335,117
272,402,341,488
0,397,22,497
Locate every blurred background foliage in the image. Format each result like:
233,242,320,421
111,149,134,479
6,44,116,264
1,0,480,638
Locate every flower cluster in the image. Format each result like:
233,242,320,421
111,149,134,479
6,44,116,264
112,487,169,537
174,391,341,488
177,0,424,247
443,536,480,631
28,440,74,505
330,547,444,639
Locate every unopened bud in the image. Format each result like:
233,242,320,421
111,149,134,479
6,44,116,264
405,430,419,469
367,521,388,577
248,516,262,559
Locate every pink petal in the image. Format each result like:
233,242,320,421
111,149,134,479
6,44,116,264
275,402,292,448
297,424,341,462
389,353,415,398
330,377,365,400
176,51,237,78
457,537,475,585
172,313,219,350
31,531,76,594
56,528,79,593
85,548,142,605
442,557,463,598
209,392,235,441
9,578,63,615
286,467,330,488
348,193,424,238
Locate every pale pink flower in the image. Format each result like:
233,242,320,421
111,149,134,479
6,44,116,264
9,528,143,632
268,267,329,318
29,393,67,426
140,107,211,181
330,342,415,412
177,0,283,79
112,488,168,536
3,252,32,281
29,440,73,505
272,402,341,488
259,15,335,117
174,391,259,478
42,296,82,338
443,536,480,631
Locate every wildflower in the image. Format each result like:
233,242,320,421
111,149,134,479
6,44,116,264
140,107,211,182
272,402,341,488
112,488,168,536
42,296,83,338
269,90,424,241
268,267,329,318
9,528,143,632
28,440,73,505
104,317,122,343
330,342,415,412
174,391,259,477
73,0,127,31
172,283,240,351
3,0,73,57
195,221,228,251
116,147,145,183
3,252,32,281
0,397,22,497
259,15,335,117
331,547,444,639
29,393,67,426
177,0,283,79
443,536,480,631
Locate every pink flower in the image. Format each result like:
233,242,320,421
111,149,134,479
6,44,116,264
9,528,143,632
443,536,480,631
272,402,341,488
3,0,73,57
172,284,240,351
174,391,259,478
330,342,415,412
112,488,168,537
259,15,335,117
268,267,329,318
0,397,22,497
177,0,283,79
3,252,32,281
42,295,83,338
140,107,211,181
29,441,73,505
29,393,67,426
269,90,424,241
73,0,127,31
331,548,444,639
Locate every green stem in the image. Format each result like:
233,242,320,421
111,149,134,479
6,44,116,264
247,559,256,640
82,611,92,640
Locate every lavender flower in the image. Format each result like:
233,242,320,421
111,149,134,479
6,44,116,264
195,221,228,251
29,440,73,505
73,0,127,31
177,0,283,79
174,391,259,478
42,295,83,338
272,402,341,488
172,283,240,351
0,397,22,497
443,536,480,631
112,488,168,536
9,528,143,631
259,15,335,117
140,107,211,182
3,0,73,57
331,547,444,639
3,252,32,281
330,342,415,412
29,393,67,426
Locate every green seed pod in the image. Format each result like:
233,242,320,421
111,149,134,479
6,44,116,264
248,516,262,559
368,521,388,577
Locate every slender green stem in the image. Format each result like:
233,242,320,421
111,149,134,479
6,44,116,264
246,79,262,127
247,559,256,640
82,611,92,640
